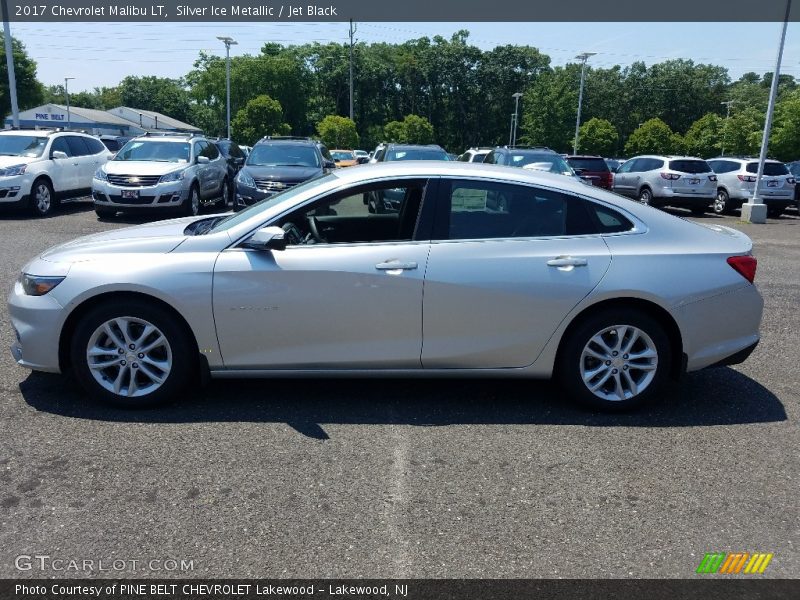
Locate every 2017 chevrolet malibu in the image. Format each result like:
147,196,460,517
8,162,763,410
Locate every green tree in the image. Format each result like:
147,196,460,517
683,113,724,158
624,118,676,155
383,120,405,142
382,114,435,144
769,91,800,161
117,75,191,122
316,115,359,149
725,107,763,157
519,65,580,151
577,118,618,155
0,34,44,117
231,95,290,145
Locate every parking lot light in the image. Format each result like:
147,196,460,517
64,77,75,129
217,36,238,140
741,0,791,225
573,52,596,155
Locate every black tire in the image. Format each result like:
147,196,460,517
638,187,654,206
29,178,57,217
557,308,672,411
217,179,229,207
95,206,116,219
181,183,201,217
70,300,194,408
714,189,731,215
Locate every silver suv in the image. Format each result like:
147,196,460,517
613,155,717,214
707,157,795,217
92,132,229,218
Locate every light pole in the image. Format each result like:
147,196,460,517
217,36,238,139
573,52,596,155
742,0,791,224
512,92,523,146
2,1,20,128
720,100,735,156
64,77,75,129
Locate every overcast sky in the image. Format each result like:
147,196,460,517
9,21,800,91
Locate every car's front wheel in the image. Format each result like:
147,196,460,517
181,184,201,217
557,308,672,411
30,178,57,217
70,300,194,407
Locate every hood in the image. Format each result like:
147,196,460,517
40,216,202,264
0,155,37,168
103,160,191,177
243,165,321,183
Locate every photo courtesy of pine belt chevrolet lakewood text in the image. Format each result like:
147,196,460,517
8,162,763,411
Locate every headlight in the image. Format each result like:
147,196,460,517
0,164,28,177
160,169,186,183
236,170,256,188
93,167,108,181
19,274,65,296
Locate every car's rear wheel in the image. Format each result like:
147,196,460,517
70,300,194,407
714,189,731,214
30,178,57,217
557,308,672,411
638,187,654,206
217,179,229,207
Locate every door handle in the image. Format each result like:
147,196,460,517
547,256,588,268
375,261,418,271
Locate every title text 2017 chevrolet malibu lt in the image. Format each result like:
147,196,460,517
8,162,763,410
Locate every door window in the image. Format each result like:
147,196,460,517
65,136,90,156
50,137,72,157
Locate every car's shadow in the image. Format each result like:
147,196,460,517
20,367,786,439
0,198,96,220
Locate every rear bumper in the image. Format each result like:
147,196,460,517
704,339,759,369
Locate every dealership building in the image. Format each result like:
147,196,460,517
4,104,201,136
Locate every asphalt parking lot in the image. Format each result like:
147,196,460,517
0,200,798,579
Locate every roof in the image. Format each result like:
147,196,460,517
111,106,201,132
47,104,134,127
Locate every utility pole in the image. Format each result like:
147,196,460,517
509,113,515,146
217,36,238,139
512,92,523,146
2,0,20,128
349,19,356,121
742,0,791,224
64,77,75,129
720,100,735,156
573,52,596,155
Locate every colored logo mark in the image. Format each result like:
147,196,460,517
696,552,773,574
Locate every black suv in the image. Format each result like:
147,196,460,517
234,137,336,211
214,139,246,203
369,143,449,163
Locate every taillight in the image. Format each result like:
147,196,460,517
660,172,681,180
738,175,757,182
708,175,717,182
727,255,757,283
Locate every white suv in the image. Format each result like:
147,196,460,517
612,155,717,214
0,129,112,216
707,157,795,218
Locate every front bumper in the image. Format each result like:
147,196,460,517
234,184,274,209
92,180,188,209
0,173,32,204
7,281,65,373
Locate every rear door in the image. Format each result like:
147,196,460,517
421,178,611,368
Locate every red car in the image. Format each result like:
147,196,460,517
565,155,613,190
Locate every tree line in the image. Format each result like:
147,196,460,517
3,31,800,160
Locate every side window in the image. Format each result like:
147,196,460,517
493,152,506,166
373,147,385,161
318,145,333,162
585,202,635,234
201,141,220,159
645,158,664,171
278,179,429,245
50,137,72,157
617,160,633,173
229,144,244,159
84,137,106,155
193,141,206,160
438,180,597,241
65,136,90,156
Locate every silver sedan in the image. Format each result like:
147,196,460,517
8,162,763,410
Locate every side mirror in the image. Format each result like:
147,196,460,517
241,226,287,251
572,167,585,176
196,155,210,165
234,157,244,166
51,150,68,160
323,160,336,170
357,157,370,164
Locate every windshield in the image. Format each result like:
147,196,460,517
0,135,48,158
331,151,355,161
114,140,190,163
513,152,573,175
247,144,321,168
747,162,789,176
387,148,449,161
208,174,334,234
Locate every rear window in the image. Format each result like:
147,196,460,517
746,162,789,176
566,157,609,172
668,160,711,174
